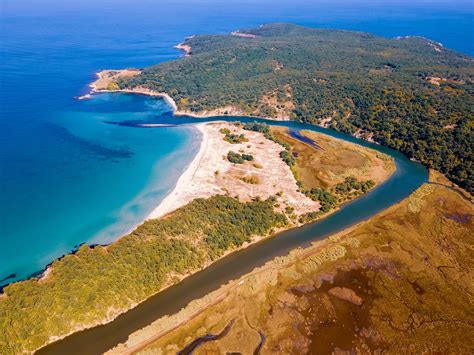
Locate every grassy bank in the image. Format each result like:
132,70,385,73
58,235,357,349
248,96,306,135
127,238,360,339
267,125,394,218
121,173,473,354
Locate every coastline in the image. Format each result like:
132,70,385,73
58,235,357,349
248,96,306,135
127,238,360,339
97,88,178,112
6,19,471,352
83,87,178,112
18,62,396,352
78,69,179,111
81,69,289,121
147,120,322,219
174,43,192,57
36,128,423,355
29,108,399,353
174,35,195,57
37,122,204,283
16,72,383,288
58,73,392,278
147,123,207,219
30,119,316,352
33,117,395,353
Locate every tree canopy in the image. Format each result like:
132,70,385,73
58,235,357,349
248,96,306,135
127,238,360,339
119,23,473,192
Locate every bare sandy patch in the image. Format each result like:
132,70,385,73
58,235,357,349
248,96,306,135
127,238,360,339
175,105,247,118
90,69,141,91
443,123,457,130
318,111,338,128
259,85,295,120
148,122,320,220
427,76,447,86
231,31,258,38
174,43,192,57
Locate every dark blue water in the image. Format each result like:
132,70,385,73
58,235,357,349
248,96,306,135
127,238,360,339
1,0,473,286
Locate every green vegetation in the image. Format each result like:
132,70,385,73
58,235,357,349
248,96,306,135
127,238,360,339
227,150,254,164
241,175,260,185
118,23,473,192
0,195,286,353
279,150,296,166
242,122,274,140
242,122,296,167
223,132,248,144
335,176,375,195
302,177,375,213
303,188,337,212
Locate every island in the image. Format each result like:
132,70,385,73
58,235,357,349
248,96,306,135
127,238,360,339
1,23,472,354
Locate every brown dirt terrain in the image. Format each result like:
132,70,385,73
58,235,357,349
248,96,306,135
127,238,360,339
90,69,141,91
109,172,473,354
259,85,295,120
272,127,394,189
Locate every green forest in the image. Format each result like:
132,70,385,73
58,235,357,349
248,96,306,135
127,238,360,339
118,23,473,192
0,196,286,353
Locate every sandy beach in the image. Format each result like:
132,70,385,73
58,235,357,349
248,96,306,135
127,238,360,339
174,43,192,57
148,121,320,220
147,123,209,219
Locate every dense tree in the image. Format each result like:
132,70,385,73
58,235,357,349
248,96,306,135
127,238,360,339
119,23,473,192
0,195,286,353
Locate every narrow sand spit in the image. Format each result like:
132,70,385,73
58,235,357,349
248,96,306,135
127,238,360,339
174,43,192,56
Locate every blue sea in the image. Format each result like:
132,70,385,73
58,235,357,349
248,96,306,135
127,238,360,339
1,0,473,286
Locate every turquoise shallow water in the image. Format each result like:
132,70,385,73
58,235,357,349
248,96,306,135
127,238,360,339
1,92,200,285
39,110,429,355
1,0,473,287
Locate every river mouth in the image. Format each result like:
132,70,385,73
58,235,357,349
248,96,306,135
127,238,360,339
37,108,428,355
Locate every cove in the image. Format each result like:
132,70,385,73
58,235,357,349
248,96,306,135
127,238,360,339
0,93,201,287
37,105,428,355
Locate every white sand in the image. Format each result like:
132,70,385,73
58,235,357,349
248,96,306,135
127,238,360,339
147,122,320,220
147,123,210,219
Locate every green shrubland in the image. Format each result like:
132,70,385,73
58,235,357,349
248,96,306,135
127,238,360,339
227,150,254,164
0,195,286,353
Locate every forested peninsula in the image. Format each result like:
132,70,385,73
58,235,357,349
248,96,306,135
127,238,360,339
116,23,474,192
